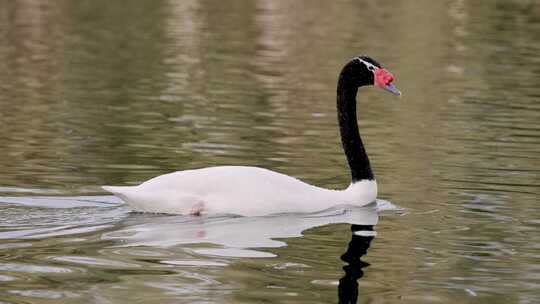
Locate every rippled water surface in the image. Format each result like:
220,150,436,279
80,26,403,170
1,1,540,303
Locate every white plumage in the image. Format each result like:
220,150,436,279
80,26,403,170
102,166,377,216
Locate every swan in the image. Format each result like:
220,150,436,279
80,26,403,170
102,56,401,216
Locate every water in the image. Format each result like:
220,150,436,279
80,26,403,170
1,0,539,303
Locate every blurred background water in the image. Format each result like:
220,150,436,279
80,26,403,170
1,0,540,303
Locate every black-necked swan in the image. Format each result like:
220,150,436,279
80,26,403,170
102,56,401,216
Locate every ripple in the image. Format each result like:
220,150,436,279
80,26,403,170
270,262,310,270
0,263,73,274
311,279,339,286
0,243,32,250
0,275,16,282
49,256,140,268
8,289,80,299
160,260,228,267
194,248,276,258
0,195,122,208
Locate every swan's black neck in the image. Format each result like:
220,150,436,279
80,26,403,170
337,71,374,182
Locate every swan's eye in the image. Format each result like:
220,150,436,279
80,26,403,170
355,57,378,73
366,62,379,73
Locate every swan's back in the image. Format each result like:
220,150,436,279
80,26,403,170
103,166,377,216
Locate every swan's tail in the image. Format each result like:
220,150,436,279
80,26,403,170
102,185,169,213
102,185,136,203
102,185,189,214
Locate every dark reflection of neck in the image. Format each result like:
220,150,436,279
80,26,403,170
338,224,375,304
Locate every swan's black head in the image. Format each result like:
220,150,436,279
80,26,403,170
341,55,401,96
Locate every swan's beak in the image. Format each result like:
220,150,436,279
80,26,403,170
374,68,401,97
382,83,402,97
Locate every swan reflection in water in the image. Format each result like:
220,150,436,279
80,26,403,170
338,224,375,304
0,195,391,304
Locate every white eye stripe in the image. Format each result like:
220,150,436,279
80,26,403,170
354,57,378,73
